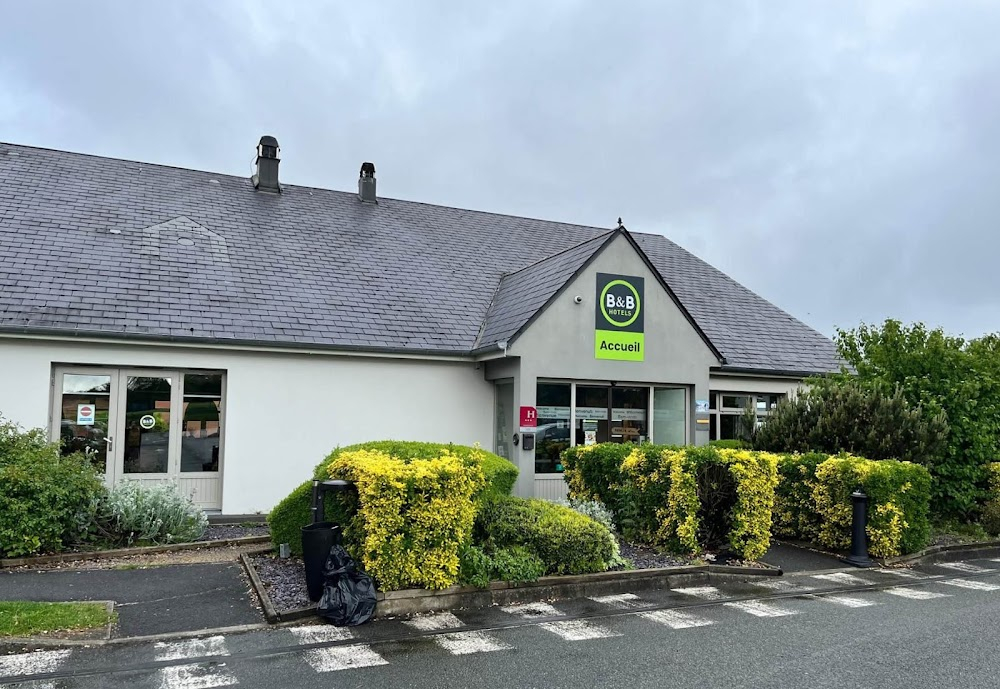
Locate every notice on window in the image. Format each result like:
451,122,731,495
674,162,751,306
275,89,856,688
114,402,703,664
595,273,645,361
77,404,95,425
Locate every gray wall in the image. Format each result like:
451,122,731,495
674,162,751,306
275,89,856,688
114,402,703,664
501,234,720,497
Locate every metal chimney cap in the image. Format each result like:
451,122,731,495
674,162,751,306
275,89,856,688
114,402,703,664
259,135,279,148
360,161,376,178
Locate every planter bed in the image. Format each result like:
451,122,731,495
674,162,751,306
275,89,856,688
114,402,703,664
243,549,780,624
0,529,271,569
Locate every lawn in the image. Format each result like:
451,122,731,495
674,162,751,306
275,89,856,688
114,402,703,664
0,601,115,637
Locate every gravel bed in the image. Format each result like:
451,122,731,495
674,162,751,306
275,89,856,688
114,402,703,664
618,541,696,569
250,554,313,612
199,524,271,541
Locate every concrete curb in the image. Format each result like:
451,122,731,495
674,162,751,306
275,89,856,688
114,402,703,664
882,539,1000,566
0,622,272,651
241,555,781,624
0,536,272,569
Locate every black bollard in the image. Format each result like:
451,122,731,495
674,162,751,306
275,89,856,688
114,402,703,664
842,489,875,568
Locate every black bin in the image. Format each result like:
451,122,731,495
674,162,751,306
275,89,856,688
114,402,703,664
301,522,341,601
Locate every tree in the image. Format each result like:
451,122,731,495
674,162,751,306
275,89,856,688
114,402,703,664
834,320,1000,520
753,378,948,468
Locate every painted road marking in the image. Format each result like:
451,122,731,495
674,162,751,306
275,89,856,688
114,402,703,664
539,619,622,641
288,624,353,644
884,587,950,600
814,595,876,608
404,611,465,631
877,568,925,579
154,636,230,661
753,579,815,593
672,586,726,600
811,572,876,586
937,562,992,574
723,600,798,617
0,649,71,682
154,635,236,689
299,644,388,672
639,609,715,629
938,578,1000,592
435,631,512,655
589,593,643,608
502,602,564,618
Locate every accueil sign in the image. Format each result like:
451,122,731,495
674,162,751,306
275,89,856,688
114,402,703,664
595,272,644,361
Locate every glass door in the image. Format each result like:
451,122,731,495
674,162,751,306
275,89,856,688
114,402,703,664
52,368,119,476
118,371,174,479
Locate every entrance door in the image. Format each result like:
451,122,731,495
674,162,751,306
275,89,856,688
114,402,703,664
51,367,224,510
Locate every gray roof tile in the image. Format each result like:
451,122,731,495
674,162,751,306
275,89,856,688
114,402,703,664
0,142,841,374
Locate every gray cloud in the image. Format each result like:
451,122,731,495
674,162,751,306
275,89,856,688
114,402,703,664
2,0,997,338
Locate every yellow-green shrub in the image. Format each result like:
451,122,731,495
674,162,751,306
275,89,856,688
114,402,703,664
618,445,779,560
328,448,484,591
811,454,930,557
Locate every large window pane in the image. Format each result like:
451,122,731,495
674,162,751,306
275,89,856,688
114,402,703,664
575,385,610,446
182,373,223,472
653,388,686,445
611,387,648,443
123,376,171,474
535,383,571,473
494,381,514,461
59,373,111,473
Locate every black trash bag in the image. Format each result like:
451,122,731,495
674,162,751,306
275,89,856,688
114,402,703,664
316,544,377,626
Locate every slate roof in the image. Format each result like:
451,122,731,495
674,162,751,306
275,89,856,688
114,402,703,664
0,142,842,374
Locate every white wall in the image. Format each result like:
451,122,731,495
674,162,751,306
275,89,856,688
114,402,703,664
0,337,493,513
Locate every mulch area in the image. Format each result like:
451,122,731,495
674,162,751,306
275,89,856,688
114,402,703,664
198,524,271,541
250,554,312,612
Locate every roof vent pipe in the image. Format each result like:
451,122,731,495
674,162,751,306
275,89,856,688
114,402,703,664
252,135,281,193
358,162,376,203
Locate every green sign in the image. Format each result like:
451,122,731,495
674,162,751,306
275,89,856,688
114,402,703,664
595,273,644,361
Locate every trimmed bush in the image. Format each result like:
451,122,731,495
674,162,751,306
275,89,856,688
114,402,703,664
810,454,931,557
457,543,546,586
328,448,484,591
0,418,105,557
268,441,516,556
709,440,751,450
476,496,615,575
92,481,208,547
772,453,828,542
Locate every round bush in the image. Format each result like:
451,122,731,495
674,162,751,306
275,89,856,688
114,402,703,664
93,481,208,546
0,418,105,557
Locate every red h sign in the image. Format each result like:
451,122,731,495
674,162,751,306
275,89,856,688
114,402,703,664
519,406,537,428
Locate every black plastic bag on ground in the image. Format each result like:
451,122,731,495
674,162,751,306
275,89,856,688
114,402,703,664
316,544,377,626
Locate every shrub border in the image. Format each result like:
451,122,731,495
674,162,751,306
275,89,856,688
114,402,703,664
239,551,780,624
0,535,271,569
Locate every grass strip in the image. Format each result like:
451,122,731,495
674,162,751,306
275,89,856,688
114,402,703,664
0,601,114,637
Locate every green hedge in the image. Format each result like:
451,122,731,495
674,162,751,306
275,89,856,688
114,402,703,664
0,419,105,557
268,441,517,556
475,496,615,575
776,453,931,557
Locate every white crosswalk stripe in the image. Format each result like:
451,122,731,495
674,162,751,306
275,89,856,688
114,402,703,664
877,568,925,579
153,636,236,689
672,586,726,600
814,595,876,608
539,619,622,641
435,631,512,655
403,611,465,631
884,587,950,600
753,579,815,593
287,624,386,673
501,602,563,618
938,578,1000,591
639,609,715,629
811,572,876,586
0,649,71,689
589,593,644,608
724,600,798,617
937,562,992,574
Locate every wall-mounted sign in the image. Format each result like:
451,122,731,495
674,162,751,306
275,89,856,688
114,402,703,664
519,406,537,433
595,272,644,361
77,404,95,425
139,414,156,430
695,399,709,414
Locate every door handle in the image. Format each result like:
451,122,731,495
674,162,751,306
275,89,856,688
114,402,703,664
104,436,113,452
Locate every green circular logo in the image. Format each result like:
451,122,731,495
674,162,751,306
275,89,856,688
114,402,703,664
600,279,641,327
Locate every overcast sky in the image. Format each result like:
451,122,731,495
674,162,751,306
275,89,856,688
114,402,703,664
2,1,997,339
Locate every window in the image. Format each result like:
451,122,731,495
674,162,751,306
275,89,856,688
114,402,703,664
709,391,785,441
536,382,571,473
58,373,113,473
181,373,223,472
611,387,648,443
494,381,514,461
652,388,686,445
